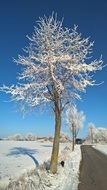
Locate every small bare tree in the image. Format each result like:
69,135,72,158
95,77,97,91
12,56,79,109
0,14,103,173
66,105,85,151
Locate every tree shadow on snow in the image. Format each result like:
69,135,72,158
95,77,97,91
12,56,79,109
41,145,52,147
7,147,39,167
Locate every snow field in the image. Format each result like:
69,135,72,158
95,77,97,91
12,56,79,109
0,141,81,190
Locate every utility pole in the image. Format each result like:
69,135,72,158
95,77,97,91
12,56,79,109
90,126,94,144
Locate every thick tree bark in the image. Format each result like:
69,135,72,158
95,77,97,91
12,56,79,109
50,104,61,174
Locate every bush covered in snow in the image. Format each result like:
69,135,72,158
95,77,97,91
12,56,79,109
60,133,71,143
7,134,23,141
25,133,37,141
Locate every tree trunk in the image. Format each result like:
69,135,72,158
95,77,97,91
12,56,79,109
72,135,75,151
72,123,75,151
50,105,61,174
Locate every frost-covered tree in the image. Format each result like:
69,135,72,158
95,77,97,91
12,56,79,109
26,133,36,141
95,128,107,143
88,124,107,143
66,105,85,150
0,14,103,173
7,133,23,141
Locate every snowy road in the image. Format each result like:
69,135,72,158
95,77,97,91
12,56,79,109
78,145,107,190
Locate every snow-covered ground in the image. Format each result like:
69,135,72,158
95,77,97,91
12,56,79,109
0,140,81,190
93,144,107,155
0,140,67,182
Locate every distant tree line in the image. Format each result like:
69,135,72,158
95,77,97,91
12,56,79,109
0,132,71,142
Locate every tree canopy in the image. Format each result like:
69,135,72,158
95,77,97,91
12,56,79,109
0,15,103,113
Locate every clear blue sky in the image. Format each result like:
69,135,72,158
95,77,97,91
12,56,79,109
0,0,107,138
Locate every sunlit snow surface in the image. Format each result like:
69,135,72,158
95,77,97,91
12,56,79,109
0,140,53,180
0,141,81,190
93,144,107,155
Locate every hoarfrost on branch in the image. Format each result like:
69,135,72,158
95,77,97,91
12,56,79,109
66,105,85,138
0,15,103,112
